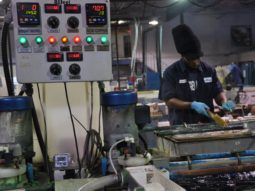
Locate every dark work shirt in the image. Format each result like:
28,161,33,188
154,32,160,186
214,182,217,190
159,59,223,125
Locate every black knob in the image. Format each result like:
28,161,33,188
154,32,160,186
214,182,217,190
47,16,60,29
69,64,80,75
67,16,79,29
50,64,62,75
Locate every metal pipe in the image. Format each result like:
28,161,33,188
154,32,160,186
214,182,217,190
170,164,255,177
169,155,255,171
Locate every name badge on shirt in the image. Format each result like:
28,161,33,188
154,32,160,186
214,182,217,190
179,79,187,84
204,77,212,83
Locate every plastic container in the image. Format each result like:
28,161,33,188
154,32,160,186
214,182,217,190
0,96,33,156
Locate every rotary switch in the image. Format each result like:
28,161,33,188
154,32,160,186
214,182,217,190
69,64,81,75
50,64,62,75
47,16,60,29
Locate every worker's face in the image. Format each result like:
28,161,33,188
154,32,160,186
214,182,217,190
184,57,201,69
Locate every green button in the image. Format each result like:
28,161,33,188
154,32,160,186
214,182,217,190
100,36,108,44
35,36,43,44
19,36,27,45
86,36,93,44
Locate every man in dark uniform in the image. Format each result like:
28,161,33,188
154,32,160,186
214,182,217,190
159,24,235,125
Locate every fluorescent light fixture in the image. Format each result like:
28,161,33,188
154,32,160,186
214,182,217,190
118,20,127,25
149,20,158,25
0,0,3,3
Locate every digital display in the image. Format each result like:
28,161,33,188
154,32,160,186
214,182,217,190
45,4,62,13
67,52,83,61
47,53,64,62
64,4,81,13
86,4,107,26
17,3,41,27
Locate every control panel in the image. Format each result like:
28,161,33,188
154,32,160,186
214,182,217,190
12,0,112,83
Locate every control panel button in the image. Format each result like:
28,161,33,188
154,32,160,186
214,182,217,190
35,36,43,45
100,36,108,44
19,36,28,45
50,64,62,75
47,16,60,29
61,36,69,44
73,36,81,44
48,36,57,45
85,36,94,44
69,64,81,75
67,16,79,29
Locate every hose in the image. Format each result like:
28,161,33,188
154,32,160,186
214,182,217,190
77,174,119,191
1,22,14,96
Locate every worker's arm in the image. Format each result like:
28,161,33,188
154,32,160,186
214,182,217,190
165,98,209,117
165,98,191,109
215,92,227,106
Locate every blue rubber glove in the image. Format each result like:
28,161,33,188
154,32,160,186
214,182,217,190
222,100,235,112
191,101,210,117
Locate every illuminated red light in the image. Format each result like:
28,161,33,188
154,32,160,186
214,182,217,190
74,36,81,44
48,36,57,44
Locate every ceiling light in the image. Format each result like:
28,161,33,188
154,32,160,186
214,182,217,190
118,20,127,25
149,20,159,26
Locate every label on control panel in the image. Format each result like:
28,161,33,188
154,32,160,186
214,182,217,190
64,4,81,13
47,53,64,62
45,4,62,13
66,52,83,61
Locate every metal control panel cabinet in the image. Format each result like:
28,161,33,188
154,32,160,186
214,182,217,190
12,0,112,83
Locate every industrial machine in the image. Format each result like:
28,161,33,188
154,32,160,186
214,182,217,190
12,0,112,83
0,97,33,190
154,119,255,190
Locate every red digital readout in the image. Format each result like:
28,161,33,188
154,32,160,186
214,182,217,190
92,5,105,12
45,4,61,13
67,52,83,61
64,4,81,13
47,53,63,62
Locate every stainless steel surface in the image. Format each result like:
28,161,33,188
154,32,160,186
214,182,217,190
156,120,255,157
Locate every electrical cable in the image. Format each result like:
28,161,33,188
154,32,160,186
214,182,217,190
72,114,89,132
1,6,14,96
64,83,82,178
36,84,49,174
6,6,13,88
81,82,104,177
109,138,126,175
187,0,224,8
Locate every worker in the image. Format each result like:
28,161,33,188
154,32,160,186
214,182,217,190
159,24,235,125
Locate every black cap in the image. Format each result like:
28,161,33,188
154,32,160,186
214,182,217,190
172,24,203,60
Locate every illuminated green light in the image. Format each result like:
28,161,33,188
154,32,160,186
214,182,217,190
35,36,43,44
100,36,108,44
86,36,93,44
19,36,27,45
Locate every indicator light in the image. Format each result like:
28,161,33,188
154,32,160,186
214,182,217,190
35,36,43,44
100,36,108,44
85,36,93,44
48,36,57,44
61,36,69,44
19,36,27,45
74,36,81,44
